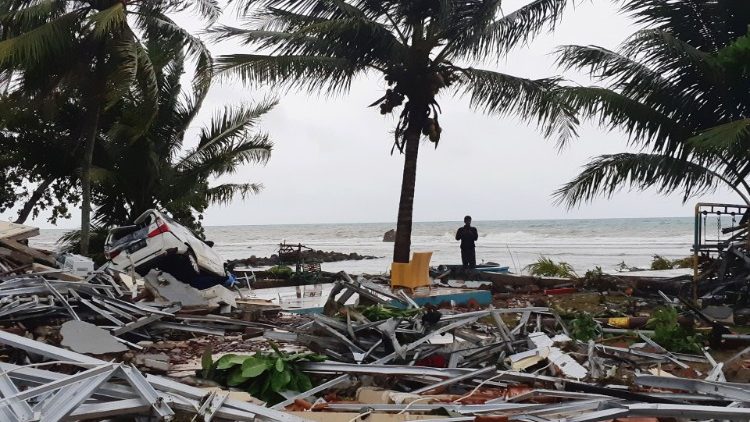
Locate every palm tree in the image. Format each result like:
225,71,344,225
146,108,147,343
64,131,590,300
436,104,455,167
210,0,576,263
553,0,750,207
92,46,275,238
0,0,214,254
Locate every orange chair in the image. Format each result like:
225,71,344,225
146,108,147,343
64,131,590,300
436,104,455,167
391,251,433,290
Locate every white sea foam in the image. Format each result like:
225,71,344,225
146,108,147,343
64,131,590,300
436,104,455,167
32,217,697,274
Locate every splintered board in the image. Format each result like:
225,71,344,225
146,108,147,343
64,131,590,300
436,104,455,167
0,221,39,241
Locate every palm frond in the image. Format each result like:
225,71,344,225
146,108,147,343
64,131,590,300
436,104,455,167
0,9,81,67
554,152,727,208
456,67,578,144
180,133,273,178
622,29,722,80
179,99,277,168
142,13,213,68
215,53,360,94
191,0,222,25
688,118,750,153
133,41,159,122
556,85,687,150
0,0,61,32
105,37,138,109
443,0,569,60
619,0,747,51
88,2,126,39
205,183,263,205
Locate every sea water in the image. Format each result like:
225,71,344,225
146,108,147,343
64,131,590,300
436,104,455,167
32,217,695,274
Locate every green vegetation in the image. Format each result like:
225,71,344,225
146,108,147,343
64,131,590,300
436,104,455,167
524,257,577,278
210,0,575,263
0,1,273,248
267,266,294,277
569,313,601,342
650,255,694,270
0,0,214,254
649,307,703,354
201,345,326,404
583,266,604,282
553,2,750,208
650,255,673,270
359,304,421,321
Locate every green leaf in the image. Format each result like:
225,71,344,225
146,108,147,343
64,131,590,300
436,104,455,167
260,375,272,395
227,367,250,387
270,368,292,392
307,354,328,362
297,372,313,392
215,354,247,370
287,369,300,391
241,357,270,378
88,2,126,39
275,357,285,372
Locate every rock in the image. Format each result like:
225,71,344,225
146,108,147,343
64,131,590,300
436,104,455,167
228,247,380,268
383,229,396,242
134,352,171,372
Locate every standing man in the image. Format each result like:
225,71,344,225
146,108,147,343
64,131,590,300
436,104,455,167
455,216,478,269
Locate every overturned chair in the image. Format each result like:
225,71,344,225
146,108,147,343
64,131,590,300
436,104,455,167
390,251,433,290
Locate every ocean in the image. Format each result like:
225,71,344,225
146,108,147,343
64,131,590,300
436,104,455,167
30,217,696,274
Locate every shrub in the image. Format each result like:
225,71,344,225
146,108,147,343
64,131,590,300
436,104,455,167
524,256,577,278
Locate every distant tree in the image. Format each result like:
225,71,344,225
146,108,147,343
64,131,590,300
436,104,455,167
92,46,275,238
211,0,576,263
0,92,85,224
554,0,750,207
0,0,214,253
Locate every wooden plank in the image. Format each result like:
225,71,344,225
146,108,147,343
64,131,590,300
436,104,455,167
0,247,34,265
31,263,84,281
0,239,57,267
0,221,39,242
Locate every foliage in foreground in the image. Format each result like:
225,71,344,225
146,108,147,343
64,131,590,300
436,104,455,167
358,304,421,322
569,313,602,342
524,257,577,278
200,345,326,404
648,307,703,354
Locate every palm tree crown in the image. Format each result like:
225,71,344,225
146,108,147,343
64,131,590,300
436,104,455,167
93,46,275,236
554,0,750,207
213,0,576,262
0,0,215,254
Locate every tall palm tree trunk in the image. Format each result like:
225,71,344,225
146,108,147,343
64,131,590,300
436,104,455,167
393,111,425,263
80,102,101,256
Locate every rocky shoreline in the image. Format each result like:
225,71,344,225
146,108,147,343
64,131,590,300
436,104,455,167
228,249,381,268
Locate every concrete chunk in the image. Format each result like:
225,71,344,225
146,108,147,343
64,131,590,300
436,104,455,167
60,321,128,354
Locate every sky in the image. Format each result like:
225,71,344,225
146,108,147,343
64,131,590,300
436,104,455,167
2,1,740,229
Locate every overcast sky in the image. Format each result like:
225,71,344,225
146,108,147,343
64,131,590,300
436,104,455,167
3,1,740,229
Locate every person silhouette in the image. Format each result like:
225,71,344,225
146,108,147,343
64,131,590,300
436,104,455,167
455,215,478,269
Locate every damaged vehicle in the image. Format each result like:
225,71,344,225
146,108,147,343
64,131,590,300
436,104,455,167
104,210,228,285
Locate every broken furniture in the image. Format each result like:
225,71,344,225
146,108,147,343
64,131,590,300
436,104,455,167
391,251,433,290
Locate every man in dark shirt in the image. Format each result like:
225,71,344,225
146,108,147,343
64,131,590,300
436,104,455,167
455,215,478,269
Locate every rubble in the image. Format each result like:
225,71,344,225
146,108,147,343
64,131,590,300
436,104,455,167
0,218,750,421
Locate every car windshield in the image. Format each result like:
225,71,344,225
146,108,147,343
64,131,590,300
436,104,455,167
110,226,149,249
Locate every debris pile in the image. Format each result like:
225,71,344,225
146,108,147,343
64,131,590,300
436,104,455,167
695,206,750,308
1,219,750,421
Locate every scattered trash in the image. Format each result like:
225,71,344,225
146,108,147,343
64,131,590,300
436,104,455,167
1,216,750,421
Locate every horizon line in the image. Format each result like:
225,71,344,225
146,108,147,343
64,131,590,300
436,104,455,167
34,214,693,230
